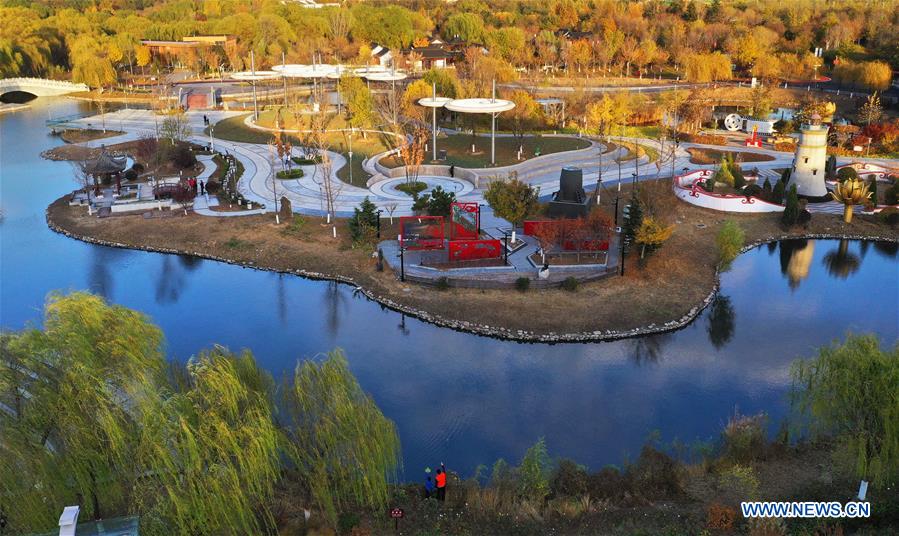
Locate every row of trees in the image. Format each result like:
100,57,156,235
3,0,897,87
0,292,400,535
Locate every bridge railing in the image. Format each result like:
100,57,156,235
0,77,89,90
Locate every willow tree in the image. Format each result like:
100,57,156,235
285,350,400,527
134,347,282,536
0,292,166,533
791,335,899,488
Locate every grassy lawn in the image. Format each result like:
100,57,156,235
209,113,391,187
208,114,274,144
687,148,776,165
383,134,590,169
620,125,661,139
615,141,658,163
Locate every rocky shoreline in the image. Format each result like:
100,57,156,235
45,206,898,343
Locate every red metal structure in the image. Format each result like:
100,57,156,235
449,202,480,240
399,216,445,250
448,239,502,261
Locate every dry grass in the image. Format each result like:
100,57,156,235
47,182,893,337
59,128,124,143
687,148,776,165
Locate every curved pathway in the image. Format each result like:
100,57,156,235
62,108,899,218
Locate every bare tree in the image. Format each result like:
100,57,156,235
160,112,191,144
396,126,427,186
70,161,95,198
306,109,342,229
374,83,401,130
385,202,398,224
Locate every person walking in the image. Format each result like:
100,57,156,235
449,164,455,178
435,463,447,502
200,180,205,195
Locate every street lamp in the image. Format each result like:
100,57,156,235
398,236,406,282
376,209,383,238
348,127,354,184
502,230,510,266
209,125,215,153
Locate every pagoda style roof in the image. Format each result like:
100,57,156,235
82,146,127,175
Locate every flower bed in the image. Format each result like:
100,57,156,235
276,168,304,180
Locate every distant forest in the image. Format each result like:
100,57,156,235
2,0,896,89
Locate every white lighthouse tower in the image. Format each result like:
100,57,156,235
788,113,829,197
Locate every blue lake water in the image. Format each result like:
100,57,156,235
1,99,897,478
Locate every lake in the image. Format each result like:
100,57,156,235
2,98,896,478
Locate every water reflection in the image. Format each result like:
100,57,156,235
859,240,870,259
155,255,189,304
628,333,671,365
88,246,125,299
397,313,411,336
822,239,860,279
2,100,897,478
178,254,203,271
874,241,898,258
779,239,814,289
322,280,346,336
706,295,736,350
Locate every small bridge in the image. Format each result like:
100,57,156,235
0,77,89,97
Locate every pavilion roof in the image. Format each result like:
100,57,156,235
82,147,127,175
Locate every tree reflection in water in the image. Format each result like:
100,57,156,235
155,255,188,304
823,239,861,279
89,246,122,300
874,241,898,258
178,254,202,271
628,333,672,366
322,280,346,336
706,294,736,350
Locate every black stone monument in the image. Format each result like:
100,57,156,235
546,166,592,218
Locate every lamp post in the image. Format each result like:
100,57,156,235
617,124,623,193
250,50,259,121
376,209,383,238
348,127,354,184
613,195,620,226
281,51,288,110
503,230,510,266
398,239,406,282
491,79,497,166
209,125,215,153
432,82,438,161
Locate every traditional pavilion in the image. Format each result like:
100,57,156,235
81,146,127,195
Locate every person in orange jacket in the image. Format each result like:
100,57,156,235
435,462,447,501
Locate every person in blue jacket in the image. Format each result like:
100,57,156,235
424,467,435,499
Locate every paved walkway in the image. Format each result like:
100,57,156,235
62,109,899,220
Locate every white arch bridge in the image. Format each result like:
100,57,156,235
0,77,89,97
